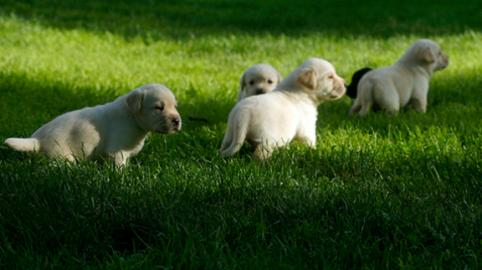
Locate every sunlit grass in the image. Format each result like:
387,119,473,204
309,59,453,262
0,1,481,269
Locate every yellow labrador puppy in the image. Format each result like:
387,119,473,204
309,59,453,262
349,39,449,116
237,64,282,101
5,84,181,166
221,58,345,159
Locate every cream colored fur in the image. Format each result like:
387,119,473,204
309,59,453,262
221,58,345,159
5,84,181,167
237,64,282,101
349,39,449,116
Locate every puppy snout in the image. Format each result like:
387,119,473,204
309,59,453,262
171,116,182,129
337,77,346,90
255,88,265,95
172,117,181,125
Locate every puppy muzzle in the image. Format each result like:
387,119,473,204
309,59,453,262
329,84,346,99
442,55,449,68
170,116,182,132
255,88,265,95
156,116,182,134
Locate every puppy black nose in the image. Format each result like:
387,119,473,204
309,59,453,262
255,89,265,95
171,117,181,127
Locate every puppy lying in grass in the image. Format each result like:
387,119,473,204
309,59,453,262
349,39,449,116
237,63,282,101
220,58,346,159
5,84,181,167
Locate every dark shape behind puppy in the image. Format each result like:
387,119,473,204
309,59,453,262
346,67,372,99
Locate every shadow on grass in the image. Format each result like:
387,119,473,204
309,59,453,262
1,0,481,40
0,69,480,267
0,148,480,268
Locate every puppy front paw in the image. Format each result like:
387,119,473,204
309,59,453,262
410,99,427,113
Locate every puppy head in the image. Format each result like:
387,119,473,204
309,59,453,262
126,84,181,134
404,39,449,72
238,64,282,100
286,58,345,103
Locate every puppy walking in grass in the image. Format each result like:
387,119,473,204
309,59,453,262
220,58,346,159
237,63,282,101
349,39,449,116
5,84,181,167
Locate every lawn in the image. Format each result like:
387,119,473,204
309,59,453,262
0,0,481,269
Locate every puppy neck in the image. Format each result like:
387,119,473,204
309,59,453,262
396,59,433,78
397,53,434,77
113,96,151,135
276,72,322,106
278,88,319,107
128,112,153,135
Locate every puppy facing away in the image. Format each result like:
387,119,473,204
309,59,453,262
5,84,181,167
221,58,346,159
349,39,449,116
237,64,282,101
346,67,372,99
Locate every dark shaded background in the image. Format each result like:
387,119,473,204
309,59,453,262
1,0,481,39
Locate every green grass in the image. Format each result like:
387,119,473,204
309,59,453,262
0,0,481,268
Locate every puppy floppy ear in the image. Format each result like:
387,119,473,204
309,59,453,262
297,68,317,90
240,72,247,91
126,89,144,113
418,46,435,63
276,71,283,85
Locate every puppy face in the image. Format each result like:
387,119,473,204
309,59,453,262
428,45,449,71
296,58,346,102
410,39,449,71
126,84,181,134
239,64,282,99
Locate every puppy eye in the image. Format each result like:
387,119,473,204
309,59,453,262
155,105,164,111
249,80,254,85
267,79,273,84
328,75,334,79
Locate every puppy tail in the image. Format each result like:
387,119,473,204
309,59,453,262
220,110,249,157
4,138,40,152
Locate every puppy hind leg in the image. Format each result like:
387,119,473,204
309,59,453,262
297,130,316,148
348,99,362,116
358,102,373,117
384,105,400,116
410,97,427,113
375,88,400,116
356,79,375,117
